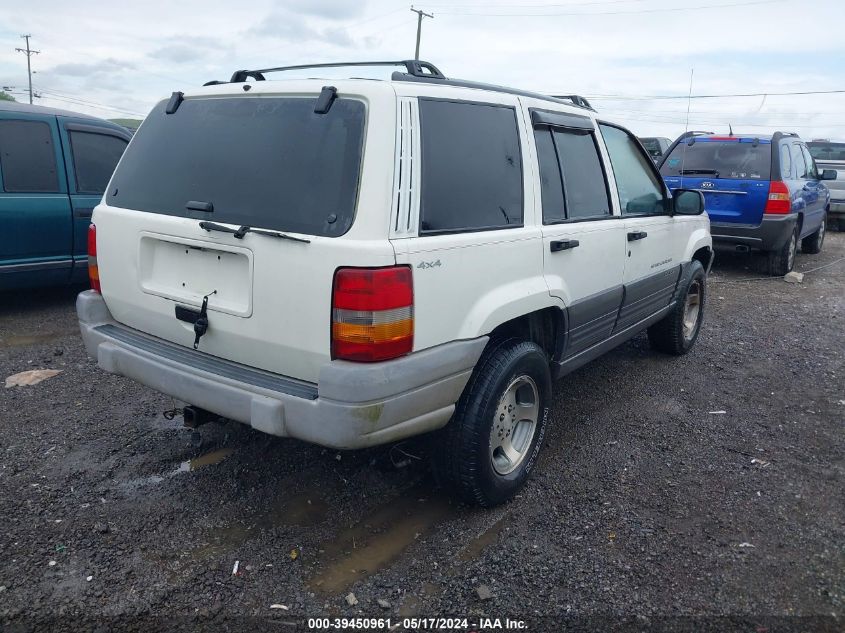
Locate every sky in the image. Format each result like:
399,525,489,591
1,0,844,141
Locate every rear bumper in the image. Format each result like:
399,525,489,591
77,291,486,449
710,214,798,251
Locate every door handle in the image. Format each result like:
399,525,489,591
627,231,648,241
550,239,580,252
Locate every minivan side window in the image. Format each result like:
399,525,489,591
70,131,127,194
418,99,523,234
0,119,60,193
599,123,665,215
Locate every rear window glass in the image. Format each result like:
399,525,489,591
660,140,771,180
418,99,523,234
808,142,845,161
108,97,365,237
0,119,59,193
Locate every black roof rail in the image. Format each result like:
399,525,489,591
226,60,445,84
772,131,799,142
550,94,595,111
393,73,597,111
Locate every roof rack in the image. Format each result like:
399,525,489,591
219,60,445,84
550,94,595,111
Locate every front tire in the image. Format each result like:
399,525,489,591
647,260,706,356
801,215,826,254
432,339,551,507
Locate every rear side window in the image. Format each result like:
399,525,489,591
70,131,127,194
534,129,565,222
553,130,610,219
0,119,59,193
108,97,365,237
779,144,792,179
660,139,772,180
600,124,665,215
419,100,523,234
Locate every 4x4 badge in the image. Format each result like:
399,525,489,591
417,260,441,270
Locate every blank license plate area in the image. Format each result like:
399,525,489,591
138,235,252,317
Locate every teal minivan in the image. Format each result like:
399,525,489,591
0,102,131,290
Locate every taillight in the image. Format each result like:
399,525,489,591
764,181,791,215
87,224,100,292
332,266,413,362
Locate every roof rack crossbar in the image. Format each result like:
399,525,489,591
228,60,445,84
550,94,595,111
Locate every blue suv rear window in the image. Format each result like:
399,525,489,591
660,139,771,180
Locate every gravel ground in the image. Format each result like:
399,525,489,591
0,235,843,633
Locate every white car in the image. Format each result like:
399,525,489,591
77,60,712,506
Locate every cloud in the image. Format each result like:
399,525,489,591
149,45,205,64
247,11,355,47
47,58,135,78
278,0,367,20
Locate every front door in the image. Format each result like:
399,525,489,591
0,114,72,288
533,117,626,358
599,123,682,333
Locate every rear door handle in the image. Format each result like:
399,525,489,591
627,231,648,241
550,239,580,252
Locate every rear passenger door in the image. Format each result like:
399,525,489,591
58,121,129,280
0,114,72,287
599,123,681,333
532,110,626,357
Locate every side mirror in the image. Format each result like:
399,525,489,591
821,169,837,181
672,189,705,215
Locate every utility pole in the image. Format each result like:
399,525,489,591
410,6,433,61
15,35,39,105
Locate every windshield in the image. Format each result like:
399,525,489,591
640,137,667,158
807,142,845,161
660,140,772,180
108,96,365,237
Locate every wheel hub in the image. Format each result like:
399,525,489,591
682,279,702,341
490,375,539,475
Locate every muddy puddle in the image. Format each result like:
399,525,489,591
189,489,331,560
308,486,456,595
119,448,235,491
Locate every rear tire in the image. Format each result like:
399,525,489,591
647,260,706,356
801,215,826,254
432,338,551,507
767,227,798,276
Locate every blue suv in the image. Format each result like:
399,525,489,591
659,131,836,275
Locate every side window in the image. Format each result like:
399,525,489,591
418,100,523,234
779,144,792,180
800,145,818,180
533,128,565,223
69,131,127,194
795,143,809,179
0,119,60,193
599,124,665,215
553,129,610,219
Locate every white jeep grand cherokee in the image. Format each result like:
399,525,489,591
78,61,712,506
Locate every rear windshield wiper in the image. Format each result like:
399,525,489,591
680,169,720,176
199,221,310,244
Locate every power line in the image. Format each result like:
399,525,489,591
33,86,145,117
431,0,784,16
587,88,845,100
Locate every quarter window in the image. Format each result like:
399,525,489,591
419,100,523,234
70,131,127,194
779,144,792,179
600,124,665,215
0,119,59,193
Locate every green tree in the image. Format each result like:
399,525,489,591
0,91,16,102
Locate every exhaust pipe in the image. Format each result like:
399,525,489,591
183,405,216,428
